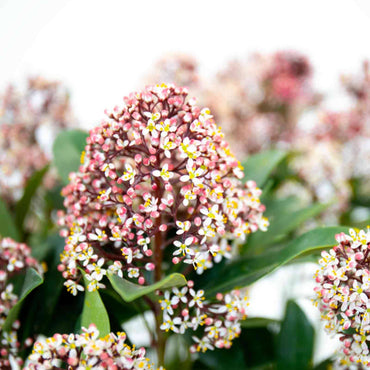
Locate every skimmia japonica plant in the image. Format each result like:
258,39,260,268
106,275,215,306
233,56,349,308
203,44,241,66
56,83,268,365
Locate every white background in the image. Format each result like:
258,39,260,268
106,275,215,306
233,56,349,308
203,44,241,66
1,0,370,125
1,0,370,364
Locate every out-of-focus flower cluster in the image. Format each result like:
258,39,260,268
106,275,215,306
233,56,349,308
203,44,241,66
0,76,76,203
144,54,200,92
314,228,370,367
159,280,248,352
190,51,317,155
147,53,370,225
295,62,370,223
58,83,268,295
25,324,153,370
0,237,43,369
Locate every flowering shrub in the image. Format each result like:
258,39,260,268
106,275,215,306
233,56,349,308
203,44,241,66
25,324,153,369
56,83,269,364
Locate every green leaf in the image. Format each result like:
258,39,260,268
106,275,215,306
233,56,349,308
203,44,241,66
81,274,110,337
276,300,314,370
0,198,20,241
203,226,349,294
107,272,187,302
242,149,287,188
52,129,88,184
245,201,329,254
15,165,49,232
313,358,333,369
2,268,43,331
241,317,280,328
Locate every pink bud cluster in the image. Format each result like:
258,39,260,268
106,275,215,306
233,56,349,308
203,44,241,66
159,281,248,352
0,237,43,369
58,83,268,294
144,53,200,91
25,324,153,370
314,228,370,366
202,50,318,156
264,51,313,105
0,76,76,203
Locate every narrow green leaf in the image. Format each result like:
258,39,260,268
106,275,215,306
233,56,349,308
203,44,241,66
52,129,88,184
241,317,280,328
107,272,187,302
2,268,43,331
242,149,287,187
0,198,20,241
276,300,314,370
246,201,329,253
15,165,49,232
81,274,110,337
204,226,349,294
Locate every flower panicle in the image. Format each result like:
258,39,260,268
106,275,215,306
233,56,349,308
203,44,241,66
25,324,154,370
314,227,370,366
58,83,268,295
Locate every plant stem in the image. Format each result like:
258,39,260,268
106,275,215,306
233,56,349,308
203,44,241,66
153,177,166,366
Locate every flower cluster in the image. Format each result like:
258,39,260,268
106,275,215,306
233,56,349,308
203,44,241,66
290,139,352,224
314,228,370,366
0,237,43,369
159,281,248,352
25,324,153,369
0,76,76,203
58,83,268,294
202,50,318,156
143,53,200,91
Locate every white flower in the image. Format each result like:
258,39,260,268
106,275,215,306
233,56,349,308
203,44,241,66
108,261,123,278
120,164,136,184
179,159,204,187
161,137,177,158
189,289,205,308
172,286,188,303
156,119,176,137
87,258,106,281
128,267,139,278
159,291,179,315
192,336,214,352
152,164,173,181
176,220,191,235
64,280,84,296
173,237,194,256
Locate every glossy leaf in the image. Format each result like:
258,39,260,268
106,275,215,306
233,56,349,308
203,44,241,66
245,200,329,254
204,226,348,294
241,317,280,328
0,197,20,241
2,268,43,332
52,129,88,184
276,300,314,370
242,149,287,188
107,272,187,302
81,273,110,337
15,165,49,232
